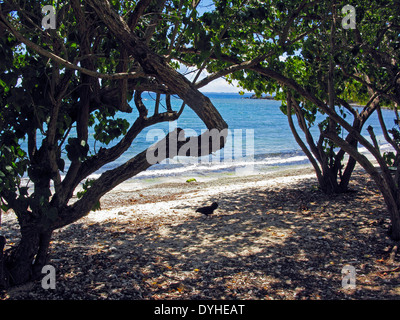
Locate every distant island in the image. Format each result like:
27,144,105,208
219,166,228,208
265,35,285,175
245,94,276,100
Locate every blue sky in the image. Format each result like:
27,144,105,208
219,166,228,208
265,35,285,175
199,76,245,93
179,64,249,93
182,0,249,93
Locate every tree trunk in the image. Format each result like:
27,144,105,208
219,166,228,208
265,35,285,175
387,207,400,241
2,227,52,288
378,185,400,241
390,214,400,241
319,161,356,194
319,169,339,194
286,92,355,195
0,235,6,288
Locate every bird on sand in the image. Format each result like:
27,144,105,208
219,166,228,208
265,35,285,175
196,202,218,217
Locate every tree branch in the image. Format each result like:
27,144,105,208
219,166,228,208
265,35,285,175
143,0,167,44
367,125,381,152
134,91,149,118
291,97,323,164
195,56,265,89
55,103,181,207
322,129,389,192
0,13,144,80
286,92,323,184
279,1,318,46
128,0,153,30
53,128,182,228
377,105,400,155
86,0,228,132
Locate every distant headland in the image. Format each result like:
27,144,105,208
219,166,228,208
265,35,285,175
245,94,276,100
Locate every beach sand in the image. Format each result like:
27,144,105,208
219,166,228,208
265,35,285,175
1,163,400,300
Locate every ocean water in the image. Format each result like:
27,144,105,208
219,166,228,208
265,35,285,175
81,92,396,181
18,92,395,183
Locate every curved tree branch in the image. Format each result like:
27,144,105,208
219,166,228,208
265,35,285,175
85,0,228,133
286,92,323,185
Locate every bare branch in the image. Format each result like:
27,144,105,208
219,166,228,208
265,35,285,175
195,56,265,89
367,125,381,152
286,92,323,184
134,91,149,118
377,105,400,155
291,97,323,164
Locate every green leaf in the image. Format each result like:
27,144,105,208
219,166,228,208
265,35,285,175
76,179,101,212
66,138,89,162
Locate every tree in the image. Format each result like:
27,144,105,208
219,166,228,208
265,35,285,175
225,1,383,194
242,0,400,237
1,0,399,290
317,0,400,239
181,0,400,238
178,0,366,194
273,2,382,195
258,0,400,238
0,0,228,288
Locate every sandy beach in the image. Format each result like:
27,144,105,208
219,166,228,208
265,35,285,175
1,163,400,300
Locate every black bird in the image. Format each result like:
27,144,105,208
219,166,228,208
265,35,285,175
196,202,218,217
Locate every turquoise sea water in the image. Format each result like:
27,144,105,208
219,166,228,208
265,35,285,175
79,92,395,180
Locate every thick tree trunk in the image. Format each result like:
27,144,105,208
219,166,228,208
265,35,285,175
0,235,6,288
319,162,356,194
379,185,400,241
2,227,52,288
389,211,400,241
319,169,339,194
387,207,400,241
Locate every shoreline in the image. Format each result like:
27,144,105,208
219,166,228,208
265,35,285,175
106,162,315,195
80,163,316,224
2,162,317,232
97,163,315,210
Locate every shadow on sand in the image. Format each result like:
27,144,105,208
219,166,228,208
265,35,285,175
3,171,400,300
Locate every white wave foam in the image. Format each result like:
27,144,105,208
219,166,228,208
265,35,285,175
134,154,310,178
